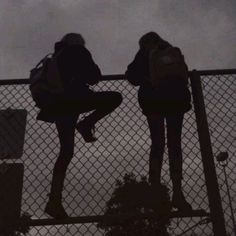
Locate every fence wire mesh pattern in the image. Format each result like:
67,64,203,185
0,70,235,235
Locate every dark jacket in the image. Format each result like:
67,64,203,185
125,48,150,87
37,42,102,122
125,44,191,115
54,41,102,94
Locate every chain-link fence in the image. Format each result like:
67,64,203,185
0,69,235,235
199,70,235,236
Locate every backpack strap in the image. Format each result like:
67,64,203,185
34,53,52,69
34,48,64,69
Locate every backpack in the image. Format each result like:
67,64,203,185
29,52,64,108
148,46,188,89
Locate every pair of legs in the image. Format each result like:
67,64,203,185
45,91,122,218
147,113,192,211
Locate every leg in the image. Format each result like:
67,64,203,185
45,115,78,218
166,114,192,211
79,91,122,124
146,114,165,186
76,91,122,142
166,114,184,185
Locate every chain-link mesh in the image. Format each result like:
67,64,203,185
0,70,235,235
200,72,236,236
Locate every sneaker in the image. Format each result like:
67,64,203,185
45,200,68,219
76,121,97,143
172,192,192,212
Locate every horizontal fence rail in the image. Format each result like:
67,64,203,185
1,68,236,84
0,69,235,235
17,210,209,227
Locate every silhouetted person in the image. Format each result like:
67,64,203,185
125,32,192,211
37,33,122,218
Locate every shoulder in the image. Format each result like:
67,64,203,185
134,48,149,62
169,46,183,54
54,42,91,58
67,44,91,57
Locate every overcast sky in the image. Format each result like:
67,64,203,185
0,0,235,79
0,2,235,235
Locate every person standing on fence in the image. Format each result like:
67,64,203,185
37,33,122,218
125,32,192,211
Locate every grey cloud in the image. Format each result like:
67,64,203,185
0,0,235,79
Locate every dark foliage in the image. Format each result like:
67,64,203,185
97,173,172,236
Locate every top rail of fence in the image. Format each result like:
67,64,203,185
0,69,235,85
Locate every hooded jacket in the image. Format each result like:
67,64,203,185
36,42,102,122
54,41,101,94
125,42,191,115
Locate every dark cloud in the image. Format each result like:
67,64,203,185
0,0,235,78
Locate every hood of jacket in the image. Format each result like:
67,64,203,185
54,41,86,54
54,41,67,54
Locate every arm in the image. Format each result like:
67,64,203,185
70,46,102,85
175,47,189,86
125,49,149,86
179,49,190,86
80,49,101,85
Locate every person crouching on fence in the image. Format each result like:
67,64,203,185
125,32,192,211
37,33,122,219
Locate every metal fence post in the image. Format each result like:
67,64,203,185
190,70,227,235
0,163,24,233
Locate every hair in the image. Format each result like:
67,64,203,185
61,33,85,46
139,31,170,49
